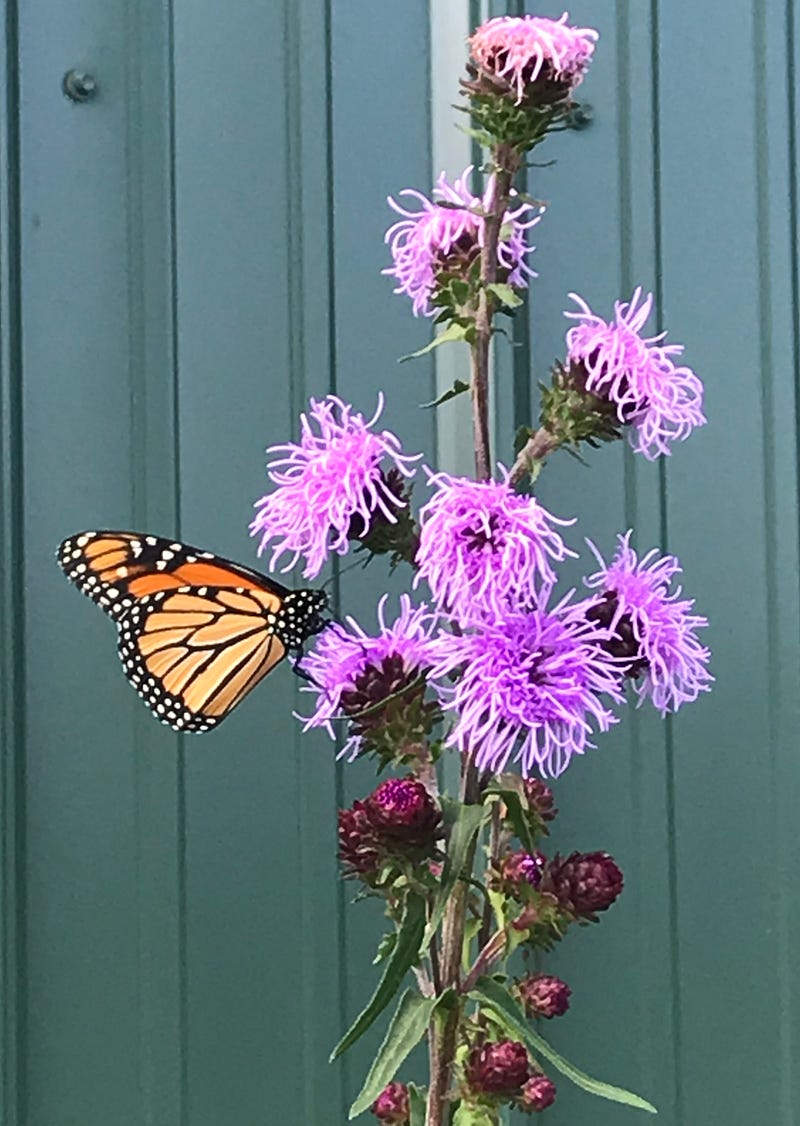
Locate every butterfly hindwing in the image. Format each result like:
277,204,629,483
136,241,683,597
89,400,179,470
56,530,329,732
116,584,287,732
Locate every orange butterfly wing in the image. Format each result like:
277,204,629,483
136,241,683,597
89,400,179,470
57,531,325,732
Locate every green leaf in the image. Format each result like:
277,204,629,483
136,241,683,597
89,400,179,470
486,282,523,309
420,379,471,410
470,978,658,1114
348,991,436,1119
399,322,468,363
421,804,487,953
330,894,427,1061
373,932,397,965
485,783,536,855
408,1084,427,1126
462,916,483,973
514,424,534,456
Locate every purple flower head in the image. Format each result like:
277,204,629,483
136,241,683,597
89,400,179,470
520,1074,557,1112
495,849,546,899
428,594,623,777
366,777,441,848
338,801,382,880
415,468,575,621
250,394,420,579
467,1040,531,1097
371,1082,410,1124
384,167,542,317
523,778,558,823
545,850,623,916
517,973,571,1019
565,289,706,460
582,532,713,714
469,13,598,103
298,595,438,760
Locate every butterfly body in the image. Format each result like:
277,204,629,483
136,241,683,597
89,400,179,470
57,531,328,732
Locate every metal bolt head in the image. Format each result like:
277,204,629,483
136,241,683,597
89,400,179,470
62,70,97,103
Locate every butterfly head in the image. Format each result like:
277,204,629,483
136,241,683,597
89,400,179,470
277,587,330,652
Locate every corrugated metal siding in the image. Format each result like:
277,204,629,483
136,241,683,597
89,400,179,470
516,3,800,1125
0,2,797,1123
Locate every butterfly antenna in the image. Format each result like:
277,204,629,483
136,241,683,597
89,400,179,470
320,555,370,591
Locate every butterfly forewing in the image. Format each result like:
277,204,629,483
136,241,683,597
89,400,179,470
57,530,292,619
56,530,328,732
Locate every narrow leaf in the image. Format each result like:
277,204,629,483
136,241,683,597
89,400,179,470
422,804,486,953
373,932,397,965
486,282,523,309
485,785,536,855
348,991,436,1118
399,322,468,363
331,894,426,1061
471,978,657,1114
420,378,471,410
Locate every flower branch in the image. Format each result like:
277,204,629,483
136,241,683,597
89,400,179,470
246,11,712,1126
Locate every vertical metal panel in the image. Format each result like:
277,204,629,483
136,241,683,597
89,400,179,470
13,0,185,1119
329,1,436,1108
170,1,343,1122
656,0,800,1121
0,0,25,1121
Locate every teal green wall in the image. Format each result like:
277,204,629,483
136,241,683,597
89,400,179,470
0,1,798,1124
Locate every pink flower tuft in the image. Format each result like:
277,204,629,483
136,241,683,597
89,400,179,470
250,394,420,579
415,468,575,622
581,532,713,714
469,13,598,104
428,593,623,777
384,167,542,317
565,289,706,459
298,595,438,760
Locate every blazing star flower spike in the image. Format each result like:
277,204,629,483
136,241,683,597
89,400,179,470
250,394,420,580
415,468,576,622
581,532,713,714
384,167,543,317
565,288,706,460
428,594,623,777
298,594,439,761
469,12,598,104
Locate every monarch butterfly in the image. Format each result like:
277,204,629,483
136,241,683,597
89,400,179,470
56,531,329,733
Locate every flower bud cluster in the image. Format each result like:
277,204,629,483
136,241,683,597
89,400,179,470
338,777,441,885
465,1039,557,1115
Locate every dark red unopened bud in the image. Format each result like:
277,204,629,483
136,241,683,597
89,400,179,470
523,779,558,822
517,973,571,1019
498,849,545,894
466,1040,530,1097
366,777,441,848
548,851,623,916
519,1075,557,1112
338,801,381,879
371,1081,410,1123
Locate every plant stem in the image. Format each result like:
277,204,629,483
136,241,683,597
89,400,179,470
470,147,520,481
425,145,521,1126
509,426,561,484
